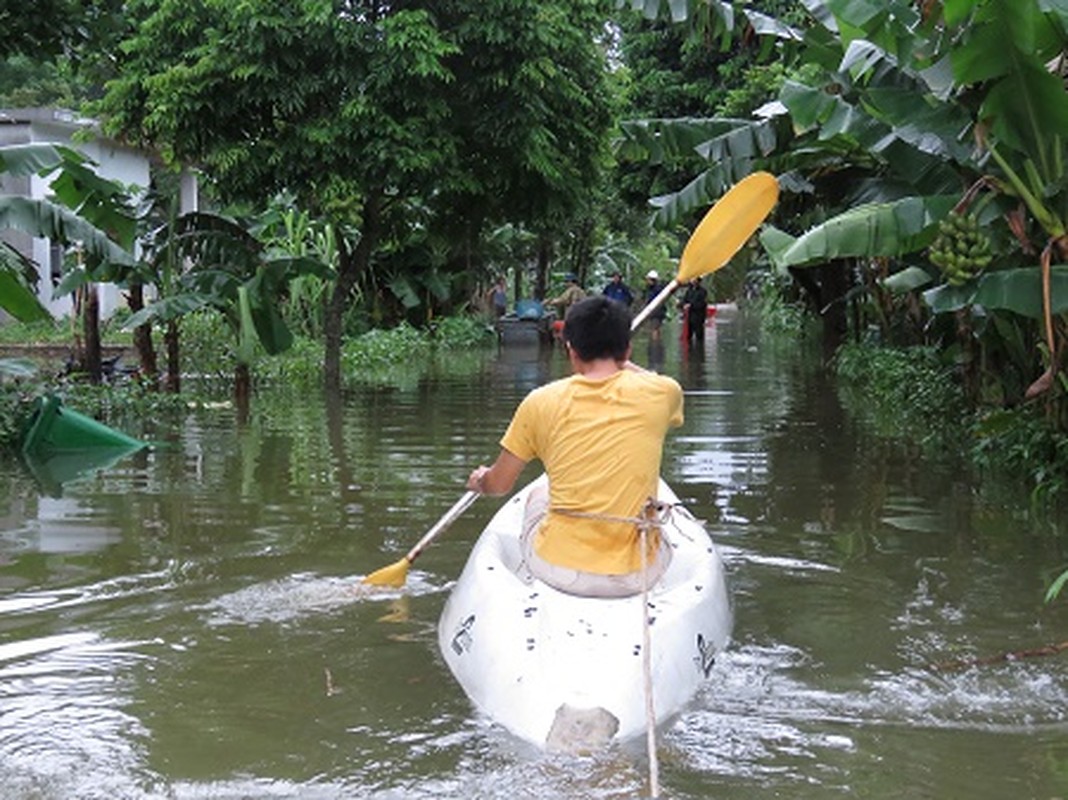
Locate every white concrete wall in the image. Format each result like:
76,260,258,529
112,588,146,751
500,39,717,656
4,109,152,320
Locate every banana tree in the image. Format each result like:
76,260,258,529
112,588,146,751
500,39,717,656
124,211,334,401
0,142,136,380
621,0,1068,406
0,142,134,326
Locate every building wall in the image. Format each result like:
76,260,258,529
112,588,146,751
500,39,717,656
1,108,152,320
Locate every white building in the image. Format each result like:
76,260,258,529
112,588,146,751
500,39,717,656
0,107,198,320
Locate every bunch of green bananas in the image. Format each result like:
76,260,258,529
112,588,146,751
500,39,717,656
928,210,992,286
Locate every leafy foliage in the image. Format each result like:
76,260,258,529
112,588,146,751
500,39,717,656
0,142,138,326
96,0,617,387
125,210,334,361
834,340,969,453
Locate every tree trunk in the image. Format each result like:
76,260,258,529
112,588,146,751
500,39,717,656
127,284,159,389
818,260,851,358
789,260,851,359
234,361,251,422
534,235,552,300
83,283,102,384
956,308,979,406
324,191,382,393
163,319,181,393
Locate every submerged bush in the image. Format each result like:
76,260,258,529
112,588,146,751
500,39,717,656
253,315,496,389
835,341,1068,504
0,384,35,449
833,342,969,454
972,408,1068,504
745,271,807,335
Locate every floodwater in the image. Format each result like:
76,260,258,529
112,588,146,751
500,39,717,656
1,307,1067,799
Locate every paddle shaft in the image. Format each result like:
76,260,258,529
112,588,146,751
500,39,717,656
403,489,480,565
629,279,679,332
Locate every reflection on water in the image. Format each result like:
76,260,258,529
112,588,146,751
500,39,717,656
1,312,1067,798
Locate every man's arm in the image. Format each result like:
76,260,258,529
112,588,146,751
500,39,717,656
467,448,527,496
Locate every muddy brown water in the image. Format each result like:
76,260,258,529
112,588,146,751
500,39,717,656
1,307,1066,798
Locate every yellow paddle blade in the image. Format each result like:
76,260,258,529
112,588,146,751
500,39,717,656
677,171,780,284
362,557,411,588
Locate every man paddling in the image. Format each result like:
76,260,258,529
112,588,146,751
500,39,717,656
467,295,683,597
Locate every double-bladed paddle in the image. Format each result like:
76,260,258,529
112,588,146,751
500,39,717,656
362,171,780,588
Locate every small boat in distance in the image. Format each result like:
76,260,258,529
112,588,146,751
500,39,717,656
438,475,732,752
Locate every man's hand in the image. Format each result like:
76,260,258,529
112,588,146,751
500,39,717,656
467,465,491,493
466,450,527,496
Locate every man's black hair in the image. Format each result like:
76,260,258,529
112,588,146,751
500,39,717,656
563,296,631,361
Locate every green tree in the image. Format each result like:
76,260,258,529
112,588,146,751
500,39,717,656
95,0,615,391
611,0,802,297
620,1,1068,407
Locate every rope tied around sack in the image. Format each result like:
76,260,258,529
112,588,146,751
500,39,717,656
550,497,676,530
553,497,668,797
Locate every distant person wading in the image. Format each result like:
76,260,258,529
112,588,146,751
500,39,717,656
641,270,668,341
602,270,634,308
548,273,587,319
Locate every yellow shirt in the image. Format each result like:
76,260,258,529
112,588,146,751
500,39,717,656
500,369,684,574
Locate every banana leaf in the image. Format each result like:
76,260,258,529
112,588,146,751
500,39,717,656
123,293,213,328
51,265,90,299
0,262,50,322
923,266,1068,318
618,117,755,165
0,196,133,267
761,195,958,269
0,143,77,176
47,162,137,249
1,143,137,249
243,258,331,355
388,274,421,310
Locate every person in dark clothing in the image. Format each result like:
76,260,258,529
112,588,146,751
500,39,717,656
602,271,634,308
679,277,709,346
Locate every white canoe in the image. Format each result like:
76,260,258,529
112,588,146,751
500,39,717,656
437,475,732,751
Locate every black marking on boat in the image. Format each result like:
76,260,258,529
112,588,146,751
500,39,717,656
523,606,538,617
695,633,716,677
450,614,476,656
526,637,535,651
632,644,641,656
695,585,704,592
